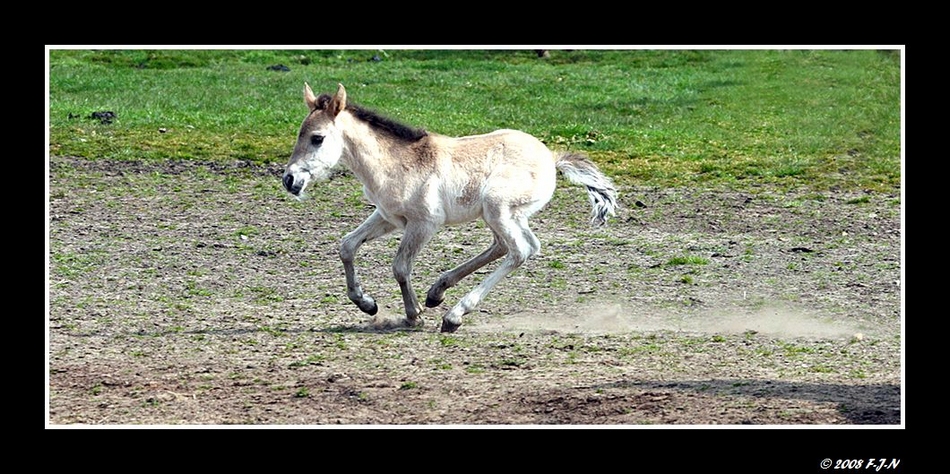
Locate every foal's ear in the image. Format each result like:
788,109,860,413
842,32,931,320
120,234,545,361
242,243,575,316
303,82,319,112
327,83,347,118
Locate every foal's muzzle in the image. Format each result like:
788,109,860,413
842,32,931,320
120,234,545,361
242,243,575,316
282,173,303,196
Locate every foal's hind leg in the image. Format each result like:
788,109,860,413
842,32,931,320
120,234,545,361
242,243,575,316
340,209,396,316
425,233,506,308
440,212,536,333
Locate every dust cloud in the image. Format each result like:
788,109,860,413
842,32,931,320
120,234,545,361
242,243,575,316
474,301,872,339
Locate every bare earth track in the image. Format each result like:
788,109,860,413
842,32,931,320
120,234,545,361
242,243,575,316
47,156,902,426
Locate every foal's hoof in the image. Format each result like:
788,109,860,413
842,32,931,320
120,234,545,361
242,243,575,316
357,301,378,316
405,317,425,328
440,319,462,333
424,295,444,308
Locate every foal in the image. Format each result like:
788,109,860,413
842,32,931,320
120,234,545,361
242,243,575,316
282,83,618,332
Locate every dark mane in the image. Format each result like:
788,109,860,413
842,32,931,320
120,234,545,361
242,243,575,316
315,93,428,142
349,103,428,142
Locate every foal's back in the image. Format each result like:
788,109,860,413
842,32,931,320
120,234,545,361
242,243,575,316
436,128,558,225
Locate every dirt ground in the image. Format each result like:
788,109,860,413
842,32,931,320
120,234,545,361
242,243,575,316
47,156,902,426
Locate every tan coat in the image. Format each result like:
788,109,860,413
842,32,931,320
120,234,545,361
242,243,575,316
283,83,617,332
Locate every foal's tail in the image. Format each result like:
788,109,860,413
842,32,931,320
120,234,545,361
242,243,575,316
554,152,618,226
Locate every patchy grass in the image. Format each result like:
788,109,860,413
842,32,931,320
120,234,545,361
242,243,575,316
665,255,710,266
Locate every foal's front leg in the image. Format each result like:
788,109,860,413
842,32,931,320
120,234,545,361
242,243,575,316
392,221,436,327
340,210,396,316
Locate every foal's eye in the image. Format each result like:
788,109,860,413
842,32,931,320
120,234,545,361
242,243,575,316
310,135,324,146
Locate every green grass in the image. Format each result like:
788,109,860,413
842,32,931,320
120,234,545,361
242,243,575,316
51,250,107,278
48,48,901,192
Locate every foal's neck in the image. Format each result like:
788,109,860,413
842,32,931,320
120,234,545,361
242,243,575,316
339,113,398,193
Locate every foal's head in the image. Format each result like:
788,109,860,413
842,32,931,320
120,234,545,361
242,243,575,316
282,83,348,197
